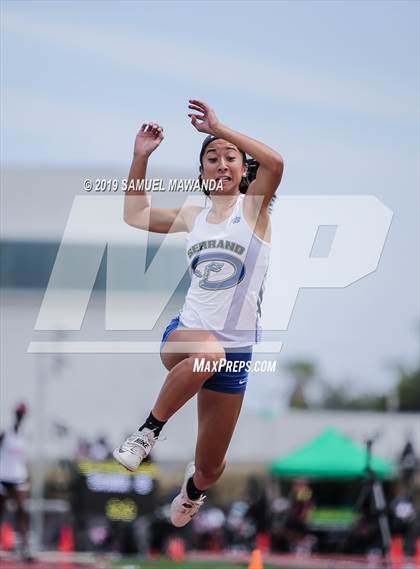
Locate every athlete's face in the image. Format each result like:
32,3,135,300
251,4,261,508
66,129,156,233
201,139,247,194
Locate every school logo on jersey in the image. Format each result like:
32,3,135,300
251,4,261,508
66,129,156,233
191,252,246,290
232,216,241,224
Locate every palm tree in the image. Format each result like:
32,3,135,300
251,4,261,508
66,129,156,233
285,361,317,409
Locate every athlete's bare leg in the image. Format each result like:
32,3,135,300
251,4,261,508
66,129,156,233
6,487,29,548
193,388,244,490
16,490,29,547
0,492,5,520
153,328,226,421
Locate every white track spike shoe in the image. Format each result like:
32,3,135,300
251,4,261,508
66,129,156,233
113,428,157,472
170,461,206,527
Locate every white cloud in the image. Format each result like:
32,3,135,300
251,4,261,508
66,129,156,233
3,11,418,123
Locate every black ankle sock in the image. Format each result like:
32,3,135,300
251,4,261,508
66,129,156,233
186,476,204,500
139,412,166,437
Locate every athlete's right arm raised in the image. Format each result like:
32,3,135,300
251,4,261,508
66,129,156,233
124,123,200,233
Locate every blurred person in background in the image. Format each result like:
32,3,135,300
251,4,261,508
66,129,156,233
148,505,174,556
113,99,283,528
390,481,418,557
283,478,316,553
226,501,256,550
0,402,33,562
246,476,271,539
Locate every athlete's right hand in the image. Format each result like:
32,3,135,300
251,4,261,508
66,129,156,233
133,122,164,158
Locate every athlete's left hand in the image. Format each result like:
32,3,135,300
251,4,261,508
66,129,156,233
188,99,220,135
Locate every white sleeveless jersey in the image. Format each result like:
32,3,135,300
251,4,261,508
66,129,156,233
0,428,28,483
179,194,271,347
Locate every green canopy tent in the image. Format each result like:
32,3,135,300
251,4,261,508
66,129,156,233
271,428,395,480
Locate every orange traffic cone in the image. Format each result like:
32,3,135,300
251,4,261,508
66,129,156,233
0,522,16,551
58,525,74,553
248,548,264,569
168,537,185,562
390,536,403,568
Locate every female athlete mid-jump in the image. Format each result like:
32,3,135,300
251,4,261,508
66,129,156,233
113,99,283,527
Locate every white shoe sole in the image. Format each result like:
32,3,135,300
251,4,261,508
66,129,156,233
112,448,138,472
171,495,194,527
170,461,198,527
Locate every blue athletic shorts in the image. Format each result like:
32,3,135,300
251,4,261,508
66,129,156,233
160,315,253,394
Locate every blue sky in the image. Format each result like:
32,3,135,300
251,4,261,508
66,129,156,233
2,0,418,167
1,0,419,399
